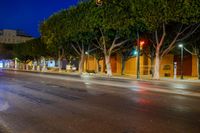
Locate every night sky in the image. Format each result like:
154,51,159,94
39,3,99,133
0,0,78,37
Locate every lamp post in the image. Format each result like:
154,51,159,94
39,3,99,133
85,51,89,71
178,44,184,79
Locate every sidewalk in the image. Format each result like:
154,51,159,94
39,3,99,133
2,68,200,98
2,68,200,83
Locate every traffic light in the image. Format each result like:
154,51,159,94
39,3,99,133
139,40,145,50
140,40,145,47
96,0,103,6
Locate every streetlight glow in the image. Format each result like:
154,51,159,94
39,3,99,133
96,0,103,6
133,50,138,55
178,44,183,48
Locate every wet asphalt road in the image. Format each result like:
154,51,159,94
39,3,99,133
0,71,200,133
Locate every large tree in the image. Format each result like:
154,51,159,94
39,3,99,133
40,10,68,71
41,2,96,73
13,38,47,69
184,29,200,79
131,0,200,79
85,0,134,77
0,43,15,59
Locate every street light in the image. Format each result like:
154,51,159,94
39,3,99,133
85,51,89,55
96,0,103,6
178,44,184,79
85,51,89,71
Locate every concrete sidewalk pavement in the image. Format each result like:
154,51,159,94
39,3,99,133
2,68,200,99
2,68,200,83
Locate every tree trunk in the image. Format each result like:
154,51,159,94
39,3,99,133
26,64,29,71
153,49,160,80
32,59,36,71
150,55,154,78
58,58,62,72
22,63,26,70
36,59,40,71
105,55,112,77
96,59,100,73
32,62,35,71
42,57,47,72
14,58,17,69
58,50,62,72
121,56,126,75
79,50,85,74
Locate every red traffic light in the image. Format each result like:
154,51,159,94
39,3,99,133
140,41,145,46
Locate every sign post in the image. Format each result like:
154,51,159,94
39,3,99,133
174,62,177,80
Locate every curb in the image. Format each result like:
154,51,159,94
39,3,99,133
2,68,200,84
2,69,81,78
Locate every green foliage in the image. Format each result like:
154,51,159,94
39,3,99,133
39,0,200,61
0,43,15,59
14,38,46,62
89,0,134,37
130,0,200,31
40,10,67,54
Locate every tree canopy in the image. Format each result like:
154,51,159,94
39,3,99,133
2,0,199,78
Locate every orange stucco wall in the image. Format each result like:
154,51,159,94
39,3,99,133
160,54,174,77
124,57,137,75
192,55,198,77
84,53,198,77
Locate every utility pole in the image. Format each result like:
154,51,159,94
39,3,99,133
181,46,183,79
137,30,140,79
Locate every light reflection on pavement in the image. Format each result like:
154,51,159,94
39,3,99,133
0,71,200,133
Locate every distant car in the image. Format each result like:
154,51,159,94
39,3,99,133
72,66,77,71
66,65,77,72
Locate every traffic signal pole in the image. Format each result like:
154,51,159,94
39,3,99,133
137,30,140,79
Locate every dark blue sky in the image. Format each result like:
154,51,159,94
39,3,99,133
0,0,78,37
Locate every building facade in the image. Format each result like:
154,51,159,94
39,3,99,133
84,53,199,78
0,29,33,44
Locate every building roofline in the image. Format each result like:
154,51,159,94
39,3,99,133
0,29,33,38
